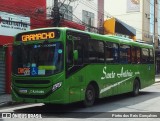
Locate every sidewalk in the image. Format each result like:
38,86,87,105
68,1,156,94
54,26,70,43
0,75,160,108
0,94,12,107
155,74,160,83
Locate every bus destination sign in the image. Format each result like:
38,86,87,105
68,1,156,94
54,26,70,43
22,32,55,42
16,30,60,42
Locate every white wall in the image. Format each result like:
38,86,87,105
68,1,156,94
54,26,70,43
46,0,98,28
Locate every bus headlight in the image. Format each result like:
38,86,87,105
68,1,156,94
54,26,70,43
52,82,62,92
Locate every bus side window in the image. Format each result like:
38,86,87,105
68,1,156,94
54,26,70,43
149,49,154,63
113,43,119,63
136,47,141,64
105,42,119,63
131,46,137,63
97,41,105,63
88,40,97,63
119,44,130,64
88,40,104,63
127,46,131,63
74,40,83,65
66,41,73,68
141,48,149,64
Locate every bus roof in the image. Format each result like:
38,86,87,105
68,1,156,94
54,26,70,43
15,27,153,49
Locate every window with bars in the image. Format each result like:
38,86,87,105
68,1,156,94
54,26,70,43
82,10,94,31
58,2,73,21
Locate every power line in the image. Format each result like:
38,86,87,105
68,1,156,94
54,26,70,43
78,1,148,34
58,1,100,32
79,0,112,18
1,0,157,36
46,0,156,35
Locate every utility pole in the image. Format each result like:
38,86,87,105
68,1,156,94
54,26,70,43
98,0,104,34
153,0,156,47
153,0,157,74
88,17,91,32
52,0,60,27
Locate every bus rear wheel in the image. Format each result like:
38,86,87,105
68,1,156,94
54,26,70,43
83,84,95,107
132,79,140,96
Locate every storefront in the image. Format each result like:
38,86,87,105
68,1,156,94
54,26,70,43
0,12,31,94
0,47,5,93
0,0,46,94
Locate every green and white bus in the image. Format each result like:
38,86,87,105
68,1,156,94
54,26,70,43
12,27,155,106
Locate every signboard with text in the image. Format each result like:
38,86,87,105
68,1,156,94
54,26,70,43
127,0,140,12
0,12,30,36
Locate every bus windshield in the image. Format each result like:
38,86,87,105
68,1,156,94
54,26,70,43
12,42,63,76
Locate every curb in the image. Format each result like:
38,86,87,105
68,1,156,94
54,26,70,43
0,101,12,108
155,81,160,83
0,101,23,108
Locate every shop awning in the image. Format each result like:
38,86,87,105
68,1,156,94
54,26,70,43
115,18,136,36
104,18,136,40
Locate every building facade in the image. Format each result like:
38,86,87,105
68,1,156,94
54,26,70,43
46,0,100,32
104,0,152,42
0,0,47,94
104,0,160,74
154,0,160,74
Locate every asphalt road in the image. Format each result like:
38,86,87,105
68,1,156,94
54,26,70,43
0,83,160,121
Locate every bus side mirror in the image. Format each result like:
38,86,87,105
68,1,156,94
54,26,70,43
73,50,78,61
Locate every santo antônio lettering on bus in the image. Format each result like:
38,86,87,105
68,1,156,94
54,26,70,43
101,66,137,80
22,32,55,42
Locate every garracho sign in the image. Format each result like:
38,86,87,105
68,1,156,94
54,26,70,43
0,11,30,36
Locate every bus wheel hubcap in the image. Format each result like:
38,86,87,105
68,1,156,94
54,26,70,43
87,90,93,101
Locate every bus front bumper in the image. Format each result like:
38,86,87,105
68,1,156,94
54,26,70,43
11,85,68,104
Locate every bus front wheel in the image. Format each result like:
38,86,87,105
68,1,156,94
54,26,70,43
83,84,95,107
132,79,140,96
